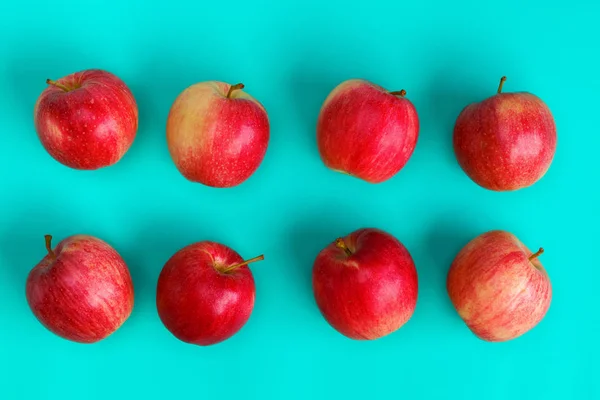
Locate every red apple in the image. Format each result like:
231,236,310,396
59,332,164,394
312,228,418,340
316,79,419,183
166,82,270,187
34,69,139,170
25,235,134,343
453,76,557,191
447,230,552,342
156,241,262,346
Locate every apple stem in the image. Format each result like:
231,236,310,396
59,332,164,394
226,83,245,98
389,89,407,97
497,76,507,94
528,247,544,261
46,79,70,92
335,238,353,256
221,254,264,273
44,235,56,259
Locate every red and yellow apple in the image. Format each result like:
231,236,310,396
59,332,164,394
447,230,552,342
453,76,557,191
312,228,418,340
316,79,419,183
34,69,138,170
156,241,262,346
25,235,134,343
166,82,270,188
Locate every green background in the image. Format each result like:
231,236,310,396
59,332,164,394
1,1,598,399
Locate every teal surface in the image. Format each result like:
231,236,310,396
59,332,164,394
0,1,598,399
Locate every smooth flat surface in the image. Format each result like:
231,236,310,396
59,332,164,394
0,1,598,399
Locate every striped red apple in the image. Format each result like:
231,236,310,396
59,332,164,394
453,76,557,191
312,228,418,340
166,82,270,188
34,69,138,170
25,235,134,343
447,230,552,341
317,79,419,183
156,241,262,346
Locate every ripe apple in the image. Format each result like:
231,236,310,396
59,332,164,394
316,79,419,183
34,69,139,170
312,228,418,340
166,82,270,188
446,230,552,342
156,241,262,346
25,234,134,343
453,76,557,191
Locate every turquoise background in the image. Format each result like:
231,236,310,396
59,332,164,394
0,1,598,399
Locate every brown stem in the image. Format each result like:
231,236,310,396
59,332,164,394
528,247,544,261
335,238,353,256
226,83,245,98
497,76,507,93
46,79,70,92
44,235,56,259
221,254,264,273
390,89,407,97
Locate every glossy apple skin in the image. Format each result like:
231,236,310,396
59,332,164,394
312,228,418,340
156,241,256,346
34,69,138,170
316,79,419,183
166,82,270,188
453,86,557,191
447,230,552,342
25,235,134,343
